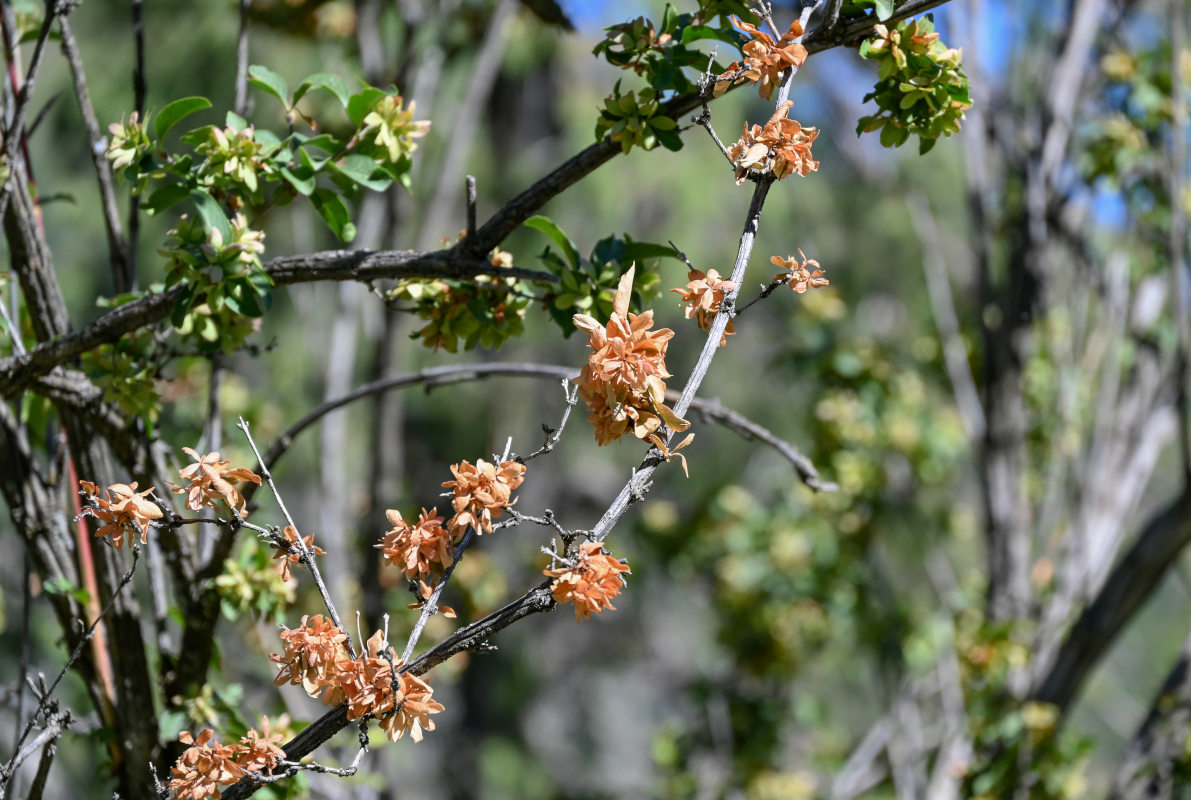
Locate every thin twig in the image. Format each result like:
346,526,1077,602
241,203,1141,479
0,0,67,224
247,363,831,498
0,546,138,785
236,417,356,658
400,529,475,662
465,174,477,239
233,0,252,118
57,16,130,292
127,0,146,276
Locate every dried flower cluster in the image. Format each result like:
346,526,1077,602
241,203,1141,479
442,459,527,535
573,266,690,446
672,268,737,346
168,721,285,800
545,541,631,621
715,17,808,100
271,525,327,582
376,508,453,580
269,617,443,743
170,447,262,515
727,101,819,185
771,249,829,293
78,480,164,550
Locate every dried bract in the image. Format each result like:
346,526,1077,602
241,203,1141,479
573,266,690,445
271,525,327,582
545,541,631,621
170,447,262,515
715,17,808,100
771,249,829,293
79,480,163,550
442,459,527,535
671,268,737,346
727,101,819,185
376,507,453,580
270,614,350,702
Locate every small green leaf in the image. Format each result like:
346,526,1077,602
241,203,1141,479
153,96,212,140
279,165,316,196
293,72,352,107
190,189,232,243
331,154,392,191
171,284,197,328
524,215,581,270
310,188,356,242
347,88,387,127
226,111,249,131
142,183,190,214
248,64,289,107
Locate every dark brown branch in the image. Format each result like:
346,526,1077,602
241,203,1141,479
1032,487,1191,711
58,17,131,293
0,250,555,398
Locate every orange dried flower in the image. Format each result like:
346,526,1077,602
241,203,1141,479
544,541,631,621
168,728,247,800
442,459,526,535
270,614,350,703
169,447,262,514
726,101,819,185
671,268,737,346
771,249,829,293
78,480,163,550
234,717,287,775
573,266,690,445
333,631,444,742
271,525,326,582
380,670,446,743
337,633,398,722
715,17,808,100
376,508,453,580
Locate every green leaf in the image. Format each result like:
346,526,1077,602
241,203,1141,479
153,96,211,140
347,88,387,127
654,126,684,151
310,188,356,242
226,111,249,131
330,154,392,191
524,215,581,270
279,165,316,196
297,133,341,154
190,189,232,243
171,284,197,328
224,277,271,317
248,64,289,107
142,183,190,214
293,72,352,107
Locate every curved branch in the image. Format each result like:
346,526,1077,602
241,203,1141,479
247,362,833,508
1032,487,1191,711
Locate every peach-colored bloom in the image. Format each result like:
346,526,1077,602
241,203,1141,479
441,459,526,535
79,480,163,550
270,614,350,703
168,729,247,799
771,249,829,293
271,525,326,582
377,508,453,579
545,541,631,621
169,447,261,514
726,101,819,185
715,17,808,100
573,266,689,445
672,268,737,346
